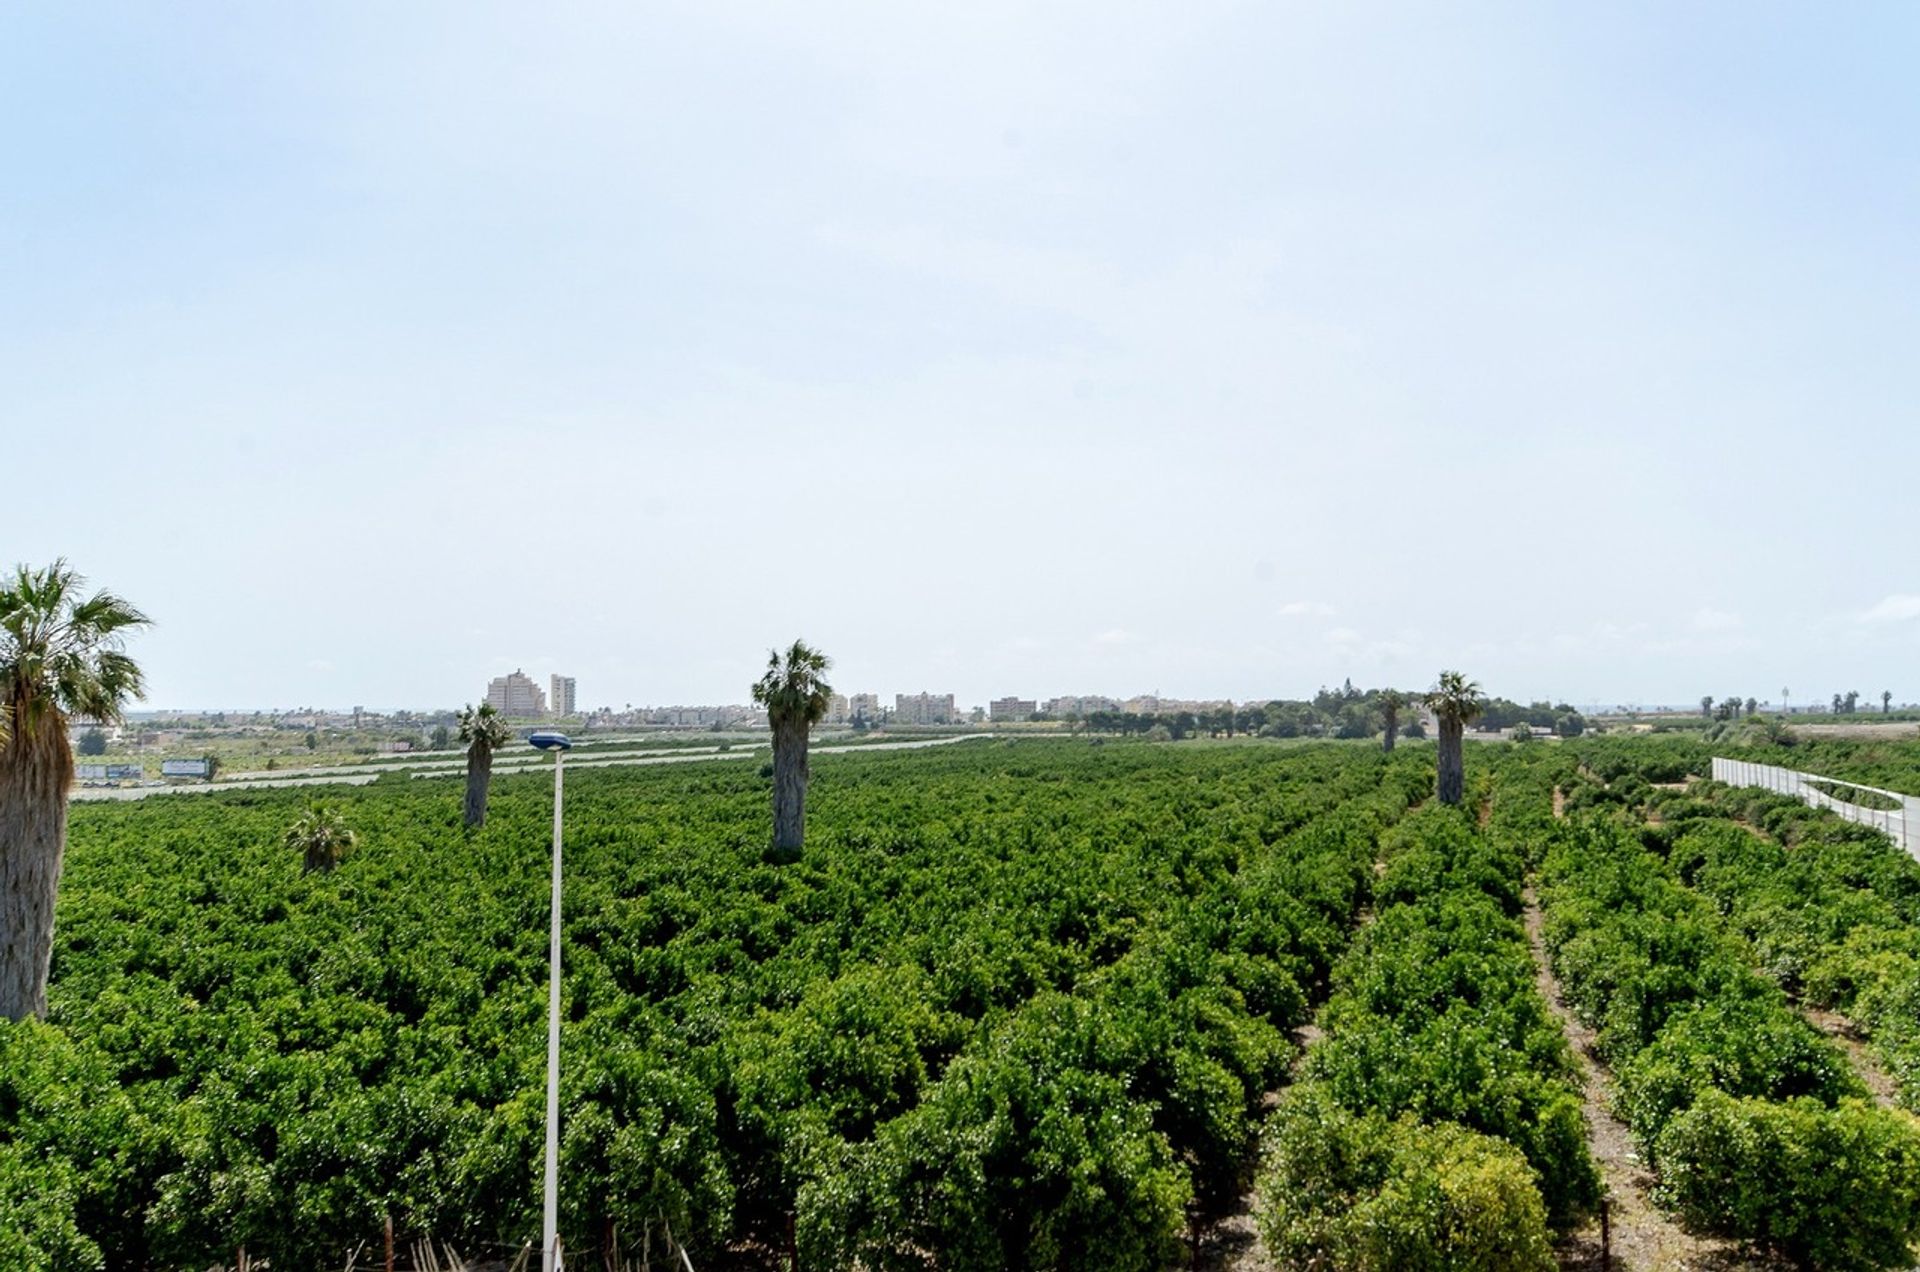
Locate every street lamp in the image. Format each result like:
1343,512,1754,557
529,729,573,1272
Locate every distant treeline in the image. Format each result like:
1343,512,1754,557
1073,682,1586,741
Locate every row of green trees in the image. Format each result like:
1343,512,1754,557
5,738,1438,1266
1257,793,1600,1267
1638,780,1920,1112
1536,800,1920,1267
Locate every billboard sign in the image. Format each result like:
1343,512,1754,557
161,759,211,779
81,762,147,781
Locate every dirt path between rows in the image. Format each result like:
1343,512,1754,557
1522,888,1762,1271
1803,1006,1901,1109
1192,868,1385,1271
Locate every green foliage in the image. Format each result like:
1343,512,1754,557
8,740,1428,1266
455,701,510,751
283,803,356,873
1258,1087,1555,1272
750,639,833,728
0,560,150,748
1656,1091,1920,1270
1259,796,1600,1245
1537,782,1920,1265
76,729,107,757
1615,998,1863,1143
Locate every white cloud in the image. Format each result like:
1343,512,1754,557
1859,594,1920,625
1092,628,1137,646
1278,600,1337,617
1691,608,1743,633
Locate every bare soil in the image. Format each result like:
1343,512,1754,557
1803,1006,1901,1109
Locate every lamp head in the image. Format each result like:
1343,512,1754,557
528,730,573,752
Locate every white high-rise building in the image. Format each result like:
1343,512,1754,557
486,669,547,717
549,675,577,716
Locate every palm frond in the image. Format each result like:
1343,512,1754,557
0,561,151,753
750,638,834,727
1425,670,1484,725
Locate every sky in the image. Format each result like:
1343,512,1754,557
3,3,1917,712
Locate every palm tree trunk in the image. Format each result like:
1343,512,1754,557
0,727,73,1021
771,718,809,860
465,745,492,828
1436,717,1465,805
1383,708,1399,754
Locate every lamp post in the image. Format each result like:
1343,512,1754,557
529,730,573,1272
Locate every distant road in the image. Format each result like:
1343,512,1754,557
72,734,992,802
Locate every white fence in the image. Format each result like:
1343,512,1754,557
1710,757,1920,858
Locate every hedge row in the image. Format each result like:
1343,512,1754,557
1255,791,1600,1270
1537,810,1920,1269
1649,781,1920,1109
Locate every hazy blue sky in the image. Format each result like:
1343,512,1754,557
5,3,1917,711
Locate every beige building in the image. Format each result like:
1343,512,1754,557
848,692,882,723
895,692,956,725
990,697,1037,722
486,669,547,717
549,675,577,716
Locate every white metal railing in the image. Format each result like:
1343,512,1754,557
1710,756,1920,858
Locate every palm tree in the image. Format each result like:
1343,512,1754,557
458,702,512,829
1700,695,1714,720
751,639,833,862
1378,689,1407,753
0,561,149,1021
286,803,356,873
1427,670,1484,807
1884,690,1894,716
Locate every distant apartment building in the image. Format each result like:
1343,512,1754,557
640,704,755,727
848,692,882,724
825,693,849,724
990,697,1037,722
1045,695,1119,717
894,692,956,725
549,675,577,716
486,669,548,717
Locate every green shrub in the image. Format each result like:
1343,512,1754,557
0,1142,101,1271
1257,1088,1555,1271
1656,1091,1920,1270
1616,999,1864,1150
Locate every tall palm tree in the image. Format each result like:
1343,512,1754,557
1378,689,1407,753
458,702,512,829
751,639,833,862
1427,670,1484,807
0,561,148,1020
286,803,356,873
1884,690,1894,716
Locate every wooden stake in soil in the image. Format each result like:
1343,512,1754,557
385,1214,395,1272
